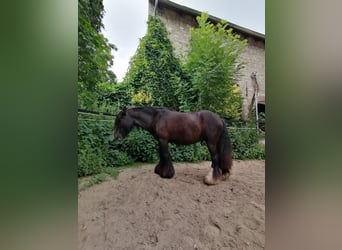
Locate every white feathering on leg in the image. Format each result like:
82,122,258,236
222,172,231,181
204,169,219,185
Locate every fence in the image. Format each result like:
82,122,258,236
78,109,114,122
78,109,261,130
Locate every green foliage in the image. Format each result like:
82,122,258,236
229,128,265,160
79,0,105,32
121,129,159,162
78,139,107,176
123,16,189,109
107,149,134,167
78,117,114,177
79,173,108,191
183,13,246,118
78,0,117,109
258,112,266,131
132,90,152,105
78,115,264,177
108,128,211,165
77,0,135,177
169,143,210,162
77,10,264,178
97,82,132,111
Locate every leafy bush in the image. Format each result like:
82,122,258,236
117,126,265,163
120,129,159,162
107,149,133,167
183,13,246,118
78,117,113,177
111,128,211,164
169,143,210,162
78,141,107,177
229,128,265,160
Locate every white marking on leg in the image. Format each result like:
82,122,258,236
204,169,219,185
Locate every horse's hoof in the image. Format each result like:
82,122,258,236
154,164,161,175
160,167,175,179
155,163,175,179
221,172,231,181
203,176,220,185
160,173,174,179
203,170,220,185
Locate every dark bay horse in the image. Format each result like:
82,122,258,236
113,106,232,185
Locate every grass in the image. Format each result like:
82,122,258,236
78,162,150,191
78,173,107,191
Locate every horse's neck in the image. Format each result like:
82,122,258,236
129,109,155,131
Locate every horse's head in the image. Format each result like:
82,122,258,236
113,108,134,140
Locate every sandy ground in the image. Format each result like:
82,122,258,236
78,160,265,250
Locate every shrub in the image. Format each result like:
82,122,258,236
183,13,246,118
78,141,107,177
169,143,210,162
78,117,113,177
120,129,159,162
107,149,134,167
77,115,265,178
228,127,265,160
114,128,211,163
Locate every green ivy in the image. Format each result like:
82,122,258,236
122,16,190,109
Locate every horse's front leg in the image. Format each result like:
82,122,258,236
204,143,222,185
154,139,175,179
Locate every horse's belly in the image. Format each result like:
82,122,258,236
169,137,200,145
168,128,202,145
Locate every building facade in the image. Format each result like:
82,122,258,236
149,0,265,120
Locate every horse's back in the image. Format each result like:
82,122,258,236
153,109,223,144
154,110,203,144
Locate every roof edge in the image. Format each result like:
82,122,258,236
150,0,265,40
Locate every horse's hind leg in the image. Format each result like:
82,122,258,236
220,154,231,181
217,124,232,181
155,140,175,179
204,143,222,185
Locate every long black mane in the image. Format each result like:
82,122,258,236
128,106,172,115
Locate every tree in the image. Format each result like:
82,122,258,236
78,0,117,109
183,13,246,119
123,16,188,109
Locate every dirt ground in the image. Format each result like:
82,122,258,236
78,160,265,250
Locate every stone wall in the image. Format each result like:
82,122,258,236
148,2,196,58
149,1,265,119
238,36,265,119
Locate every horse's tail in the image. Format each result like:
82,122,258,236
217,120,233,176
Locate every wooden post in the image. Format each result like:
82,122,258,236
153,0,159,16
250,72,259,130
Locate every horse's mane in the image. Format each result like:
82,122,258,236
129,106,171,115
